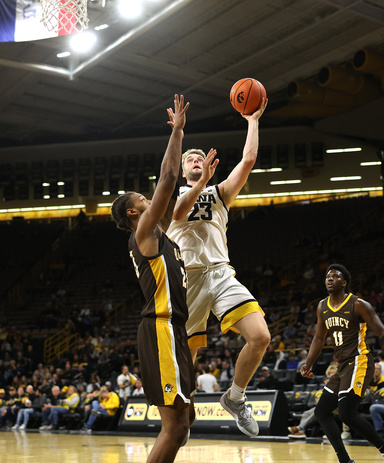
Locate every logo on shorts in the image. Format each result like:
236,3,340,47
164,383,174,393
355,381,362,388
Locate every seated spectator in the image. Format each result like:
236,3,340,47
12,389,47,430
196,365,220,393
273,351,286,371
210,361,220,380
80,386,120,433
272,335,285,351
0,386,26,427
286,353,298,370
257,366,278,390
263,343,277,365
117,365,137,400
219,361,234,383
39,385,64,428
39,385,79,430
283,323,297,340
132,380,144,397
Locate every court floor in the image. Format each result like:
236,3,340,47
1,431,384,463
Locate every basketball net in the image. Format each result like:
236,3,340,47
40,0,89,35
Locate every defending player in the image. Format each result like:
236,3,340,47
111,95,195,463
301,264,384,463
167,99,269,437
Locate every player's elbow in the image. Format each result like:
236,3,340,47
242,154,257,169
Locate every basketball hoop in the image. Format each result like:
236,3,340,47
40,0,89,35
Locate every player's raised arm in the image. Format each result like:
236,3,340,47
136,95,189,241
219,98,267,208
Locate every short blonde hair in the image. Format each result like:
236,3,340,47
182,148,206,168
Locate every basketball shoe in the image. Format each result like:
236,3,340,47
220,391,259,437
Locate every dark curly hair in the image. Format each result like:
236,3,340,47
111,192,136,232
326,263,351,288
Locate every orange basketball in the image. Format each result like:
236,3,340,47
230,78,267,115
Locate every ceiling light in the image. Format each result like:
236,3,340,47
95,24,109,31
42,182,50,187
102,191,111,195
148,176,157,180
69,31,97,53
251,168,282,173
57,51,71,58
43,195,50,199
118,0,144,18
118,190,126,194
330,176,362,181
361,161,381,166
326,148,362,153
270,180,301,185
58,194,65,198
57,181,65,186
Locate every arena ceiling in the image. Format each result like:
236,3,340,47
1,0,384,148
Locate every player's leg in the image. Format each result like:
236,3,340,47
231,310,270,389
147,395,189,463
219,311,270,437
185,269,211,363
338,391,384,452
315,390,352,463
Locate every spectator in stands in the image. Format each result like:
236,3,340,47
263,343,277,366
369,363,384,438
273,351,286,370
210,361,220,380
219,361,234,383
196,365,220,392
257,366,278,390
40,385,79,430
303,303,317,325
272,335,285,351
80,385,120,434
132,380,145,397
378,351,384,375
286,352,298,370
12,388,47,430
0,389,6,407
117,365,137,400
283,322,297,340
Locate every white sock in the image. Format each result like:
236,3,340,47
228,383,245,403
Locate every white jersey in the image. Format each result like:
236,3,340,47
167,184,229,268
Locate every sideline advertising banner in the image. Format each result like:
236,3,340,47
119,390,288,436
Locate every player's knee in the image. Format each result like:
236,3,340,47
248,330,270,351
172,421,189,446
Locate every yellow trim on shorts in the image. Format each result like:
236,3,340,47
353,354,368,397
188,333,207,349
156,319,178,406
221,301,264,334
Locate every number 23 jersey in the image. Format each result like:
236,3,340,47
167,184,229,268
319,293,370,362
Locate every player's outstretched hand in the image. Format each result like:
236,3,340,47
300,364,314,379
201,148,219,184
242,97,268,122
167,94,190,133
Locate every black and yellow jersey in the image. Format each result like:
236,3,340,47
128,232,188,325
319,293,369,362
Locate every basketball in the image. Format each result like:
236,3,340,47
230,78,267,115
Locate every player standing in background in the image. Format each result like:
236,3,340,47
167,99,269,437
301,264,384,463
111,95,195,463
